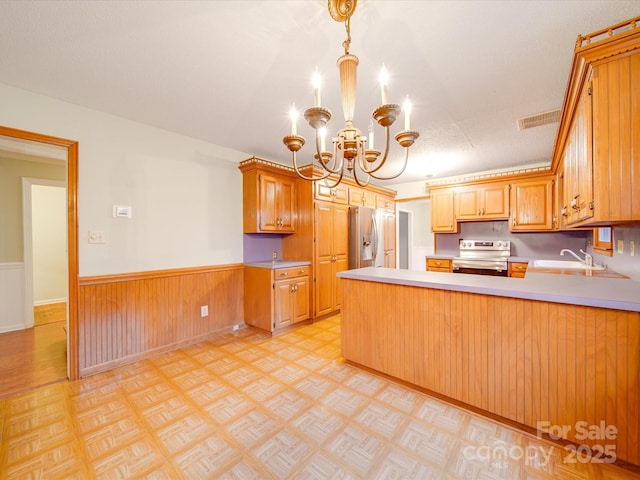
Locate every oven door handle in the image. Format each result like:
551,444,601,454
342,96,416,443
452,260,507,271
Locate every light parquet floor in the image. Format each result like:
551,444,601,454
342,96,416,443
0,315,638,479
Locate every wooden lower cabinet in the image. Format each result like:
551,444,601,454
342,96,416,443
244,265,310,333
508,261,528,278
426,257,452,272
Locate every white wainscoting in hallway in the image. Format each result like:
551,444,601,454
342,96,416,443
0,262,25,333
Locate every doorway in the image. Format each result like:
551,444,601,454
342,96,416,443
398,210,410,269
0,126,79,383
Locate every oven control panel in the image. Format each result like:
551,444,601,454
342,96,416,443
459,240,510,251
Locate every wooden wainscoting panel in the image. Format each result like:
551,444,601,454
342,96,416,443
340,278,640,466
78,264,243,376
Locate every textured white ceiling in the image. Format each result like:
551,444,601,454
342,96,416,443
0,1,638,185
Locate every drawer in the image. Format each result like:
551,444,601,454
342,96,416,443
426,258,452,272
508,262,528,278
274,266,309,279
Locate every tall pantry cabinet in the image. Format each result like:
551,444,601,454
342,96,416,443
282,172,396,320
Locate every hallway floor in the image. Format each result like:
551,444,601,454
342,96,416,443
0,319,66,399
0,315,637,479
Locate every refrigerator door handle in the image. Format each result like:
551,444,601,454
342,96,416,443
371,213,378,263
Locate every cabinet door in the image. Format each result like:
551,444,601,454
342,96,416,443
348,187,375,207
258,173,296,232
314,203,335,317
563,79,593,225
274,280,293,328
383,212,396,268
277,176,296,232
591,52,640,223
481,184,509,218
431,188,457,232
455,187,481,219
316,183,348,204
293,277,310,323
258,174,279,231
314,202,349,317
510,177,555,231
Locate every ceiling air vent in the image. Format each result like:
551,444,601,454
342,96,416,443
517,108,561,130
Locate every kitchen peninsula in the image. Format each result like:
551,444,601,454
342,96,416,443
338,267,640,467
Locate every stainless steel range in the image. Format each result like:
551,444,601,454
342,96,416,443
452,240,511,276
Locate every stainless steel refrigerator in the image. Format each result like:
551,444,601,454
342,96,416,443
348,206,385,269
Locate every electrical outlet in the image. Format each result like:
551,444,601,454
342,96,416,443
200,305,208,317
617,240,624,254
631,241,635,257
88,230,106,244
232,325,239,332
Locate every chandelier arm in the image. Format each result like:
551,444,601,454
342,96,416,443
313,131,345,175
368,148,410,180
320,166,345,189
291,151,336,182
352,150,371,187
358,125,392,175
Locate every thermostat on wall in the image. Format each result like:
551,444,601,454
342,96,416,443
113,205,132,218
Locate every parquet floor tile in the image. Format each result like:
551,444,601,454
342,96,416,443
0,314,638,479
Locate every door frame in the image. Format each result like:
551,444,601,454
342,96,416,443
22,178,67,329
1,125,79,380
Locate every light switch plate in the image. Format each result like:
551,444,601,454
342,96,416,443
617,239,624,254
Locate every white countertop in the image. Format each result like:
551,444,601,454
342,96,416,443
245,260,311,269
338,267,640,312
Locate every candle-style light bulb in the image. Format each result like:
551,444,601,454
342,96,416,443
379,66,389,105
312,67,322,107
403,97,412,131
289,105,298,135
368,119,375,150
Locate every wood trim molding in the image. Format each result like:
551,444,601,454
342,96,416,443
79,263,244,286
0,125,80,381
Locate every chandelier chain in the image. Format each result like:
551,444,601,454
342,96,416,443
343,16,351,54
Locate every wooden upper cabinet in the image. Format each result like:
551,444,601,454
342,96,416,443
348,187,376,207
560,78,594,226
455,184,509,220
258,173,296,232
510,176,556,231
239,158,297,234
315,182,348,204
376,194,395,212
552,19,640,228
589,51,640,224
430,188,457,233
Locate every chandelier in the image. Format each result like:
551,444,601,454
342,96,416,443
282,0,419,188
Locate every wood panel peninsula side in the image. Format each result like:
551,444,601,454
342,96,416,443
338,268,640,468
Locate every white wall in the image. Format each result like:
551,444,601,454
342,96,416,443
397,199,433,270
0,83,248,276
32,184,67,303
0,263,25,332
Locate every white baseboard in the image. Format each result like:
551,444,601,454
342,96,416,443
34,298,67,307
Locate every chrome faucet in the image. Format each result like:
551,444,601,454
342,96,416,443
560,248,593,267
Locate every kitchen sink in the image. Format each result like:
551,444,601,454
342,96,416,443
531,259,604,270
